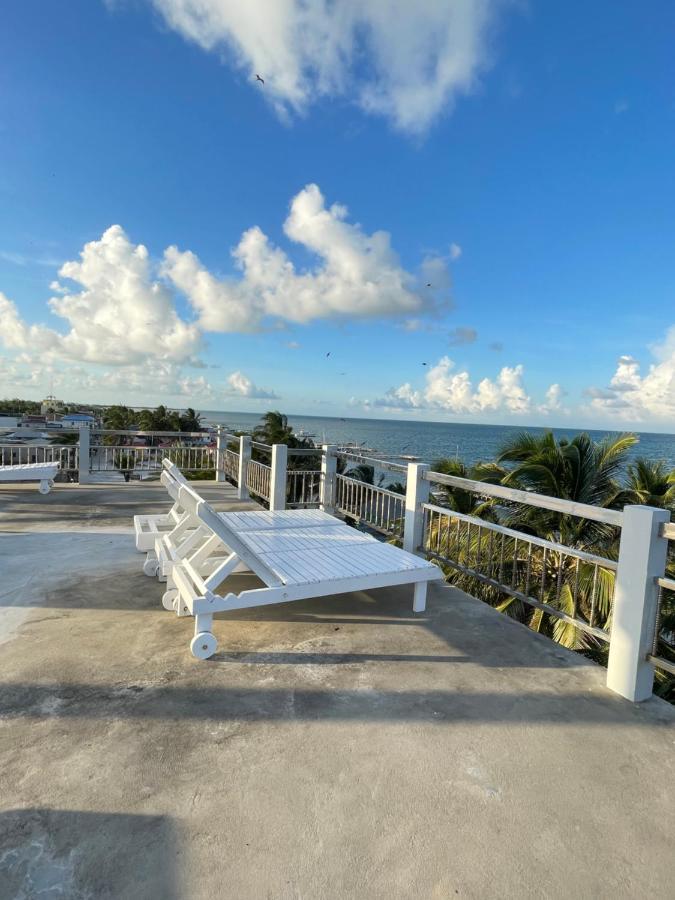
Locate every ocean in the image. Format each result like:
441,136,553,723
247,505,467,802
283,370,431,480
200,410,675,470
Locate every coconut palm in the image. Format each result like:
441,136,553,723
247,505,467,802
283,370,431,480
625,458,675,510
180,407,203,433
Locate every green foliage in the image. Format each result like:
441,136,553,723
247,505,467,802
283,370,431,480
0,398,41,415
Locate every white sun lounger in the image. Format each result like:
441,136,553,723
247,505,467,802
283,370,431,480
0,462,60,494
162,480,443,659
139,460,344,578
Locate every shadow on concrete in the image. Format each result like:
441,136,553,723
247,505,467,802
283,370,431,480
0,808,180,899
1,682,672,727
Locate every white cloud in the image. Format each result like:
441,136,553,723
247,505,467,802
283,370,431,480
226,371,279,400
148,0,507,134
0,226,201,366
450,242,462,260
370,355,531,415
538,382,566,415
586,332,675,422
448,326,477,346
163,183,439,331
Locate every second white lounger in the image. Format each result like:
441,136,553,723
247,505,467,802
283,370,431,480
165,481,443,659
0,462,60,494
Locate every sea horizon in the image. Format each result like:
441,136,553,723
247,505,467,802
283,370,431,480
198,408,675,469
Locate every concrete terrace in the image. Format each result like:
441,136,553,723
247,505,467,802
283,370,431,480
0,483,674,899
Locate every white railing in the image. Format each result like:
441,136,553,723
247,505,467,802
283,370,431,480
422,503,615,642
650,522,675,679
89,444,215,475
287,469,321,508
336,474,405,539
0,443,79,472
222,448,239,485
246,459,271,502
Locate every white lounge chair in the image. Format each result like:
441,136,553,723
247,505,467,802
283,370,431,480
0,462,59,494
162,480,443,659
139,460,344,578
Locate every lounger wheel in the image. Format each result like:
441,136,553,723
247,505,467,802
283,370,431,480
143,558,160,577
161,589,178,611
191,632,217,660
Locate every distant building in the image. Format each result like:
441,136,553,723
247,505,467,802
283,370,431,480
40,395,65,416
61,413,96,428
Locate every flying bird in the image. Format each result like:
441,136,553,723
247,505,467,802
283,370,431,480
326,352,331,357
426,283,432,287
339,372,347,375
422,362,428,366
255,74,265,84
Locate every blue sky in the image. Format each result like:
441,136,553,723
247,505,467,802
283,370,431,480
1,0,674,429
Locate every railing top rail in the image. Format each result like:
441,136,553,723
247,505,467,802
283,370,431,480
336,450,407,473
287,447,322,456
250,440,272,451
661,522,675,540
425,471,624,528
337,473,406,501
422,502,618,570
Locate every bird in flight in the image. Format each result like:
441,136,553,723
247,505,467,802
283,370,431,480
422,362,428,366
339,372,346,375
326,351,331,357
255,74,265,84
426,283,432,287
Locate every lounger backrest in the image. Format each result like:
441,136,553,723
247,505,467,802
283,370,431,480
162,458,189,484
177,486,282,587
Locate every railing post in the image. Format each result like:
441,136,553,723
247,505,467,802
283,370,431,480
78,427,90,485
606,505,670,702
320,444,337,513
215,426,226,483
237,435,251,500
403,463,430,555
269,444,288,511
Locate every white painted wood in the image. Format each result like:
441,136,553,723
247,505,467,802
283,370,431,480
269,444,288,511
238,435,251,500
413,582,427,612
426,470,624,527
215,426,226,483
320,445,337,512
606,505,670,701
403,463,430,555
0,462,59,492
78,426,90,484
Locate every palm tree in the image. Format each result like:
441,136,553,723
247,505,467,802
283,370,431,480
433,432,638,651
625,458,675,510
431,457,497,519
180,407,203,433
253,411,296,446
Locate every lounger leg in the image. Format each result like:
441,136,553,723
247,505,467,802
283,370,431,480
38,479,50,495
413,581,427,613
191,614,217,660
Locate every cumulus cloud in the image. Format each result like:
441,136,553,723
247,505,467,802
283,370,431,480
538,383,566,415
450,242,462,260
447,326,477,346
0,226,201,365
488,341,503,351
369,356,531,415
163,183,439,331
586,333,675,421
148,0,507,134
226,371,279,400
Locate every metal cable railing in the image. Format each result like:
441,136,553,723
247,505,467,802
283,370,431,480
421,503,616,642
335,474,405,539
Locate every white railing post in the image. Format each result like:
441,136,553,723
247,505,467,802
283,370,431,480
320,444,337,513
269,443,288,511
78,427,90,484
215,426,226,483
403,463,430,555
606,505,670,702
237,435,251,500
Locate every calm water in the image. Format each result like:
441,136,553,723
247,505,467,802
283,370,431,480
200,410,675,470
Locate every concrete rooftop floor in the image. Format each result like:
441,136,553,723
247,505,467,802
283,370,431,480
0,482,674,899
